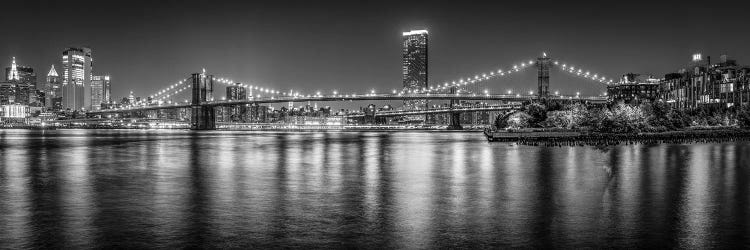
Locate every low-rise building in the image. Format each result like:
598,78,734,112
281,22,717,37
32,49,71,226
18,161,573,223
607,73,661,104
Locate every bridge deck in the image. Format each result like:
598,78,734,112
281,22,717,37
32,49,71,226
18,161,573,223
88,94,607,114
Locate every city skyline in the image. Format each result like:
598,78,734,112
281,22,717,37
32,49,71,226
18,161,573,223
2,0,750,100
1,2,750,248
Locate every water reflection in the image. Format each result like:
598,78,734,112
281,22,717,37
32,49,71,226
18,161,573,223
0,130,748,248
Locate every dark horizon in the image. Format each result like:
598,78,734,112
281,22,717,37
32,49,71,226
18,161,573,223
2,0,750,99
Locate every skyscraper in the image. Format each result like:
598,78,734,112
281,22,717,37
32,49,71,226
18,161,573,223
6,57,19,81
5,57,36,87
90,75,111,110
61,47,92,111
46,65,63,110
103,75,111,105
4,57,37,105
226,83,247,100
402,30,429,115
226,83,247,121
402,30,428,91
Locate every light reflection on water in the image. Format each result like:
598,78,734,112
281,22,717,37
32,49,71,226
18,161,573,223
0,129,748,248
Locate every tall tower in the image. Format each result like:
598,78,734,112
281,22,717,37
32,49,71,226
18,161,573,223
5,57,36,85
402,30,428,113
5,57,37,105
61,47,92,111
103,75,111,104
537,53,551,98
7,57,19,81
402,30,428,91
46,65,62,109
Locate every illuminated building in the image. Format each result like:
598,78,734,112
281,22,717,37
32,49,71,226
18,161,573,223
46,65,63,110
225,83,247,121
5,57,35,85
249,105,268,123
606,73,661,104
0,82,15,104
402,30,429,116
1,104,28,118
402,30,428,91
660,54,750,109
91,75,111,110
62,47,93,111
2,58,38,107
103,76,111,104
226,83,246,100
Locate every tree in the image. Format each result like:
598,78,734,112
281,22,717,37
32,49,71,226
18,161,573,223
494,111,518,129
738,106,750,128
670,109,691,129
545,111,570,128
525,103,548,127
507,112,532,129
646,101,673,129
594,104,647,133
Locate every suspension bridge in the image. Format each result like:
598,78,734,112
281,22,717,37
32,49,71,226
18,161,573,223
87,53,611,130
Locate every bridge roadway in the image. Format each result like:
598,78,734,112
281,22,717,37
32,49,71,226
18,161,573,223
87,94,607,114
344,104,522,118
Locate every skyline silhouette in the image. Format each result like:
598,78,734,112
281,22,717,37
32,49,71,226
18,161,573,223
2,0,749,99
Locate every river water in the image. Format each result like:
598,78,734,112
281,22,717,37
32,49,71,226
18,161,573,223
0,129,748,248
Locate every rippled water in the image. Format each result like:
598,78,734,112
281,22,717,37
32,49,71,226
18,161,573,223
0,129,748,248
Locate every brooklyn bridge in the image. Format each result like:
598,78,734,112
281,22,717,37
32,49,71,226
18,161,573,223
86,53,610,130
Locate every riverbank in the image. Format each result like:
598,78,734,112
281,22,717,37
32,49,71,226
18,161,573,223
484,128,750,146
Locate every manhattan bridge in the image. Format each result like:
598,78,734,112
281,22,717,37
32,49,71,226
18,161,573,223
86,53,611,130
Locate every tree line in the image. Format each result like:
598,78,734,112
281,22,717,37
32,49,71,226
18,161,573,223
495,101,750,133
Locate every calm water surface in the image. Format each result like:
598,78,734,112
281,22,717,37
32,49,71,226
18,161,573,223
0,129,748,248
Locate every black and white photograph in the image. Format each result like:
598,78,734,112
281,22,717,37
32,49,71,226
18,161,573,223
1,0,749,248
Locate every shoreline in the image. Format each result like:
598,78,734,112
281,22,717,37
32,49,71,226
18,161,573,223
485,128,750,146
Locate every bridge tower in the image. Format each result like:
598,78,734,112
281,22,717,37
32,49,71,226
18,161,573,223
537,53,551,98
447,86,463,130
190,72,216,130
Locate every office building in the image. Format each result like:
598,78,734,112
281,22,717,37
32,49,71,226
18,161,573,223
402,30,428,91
91,75,111,110
2,57,38,106
62,47,93,110
226,83,247,100
0,82,15,105
6,57,36,86
46,65,63,110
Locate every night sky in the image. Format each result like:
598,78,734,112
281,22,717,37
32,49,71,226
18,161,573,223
2,0,749,100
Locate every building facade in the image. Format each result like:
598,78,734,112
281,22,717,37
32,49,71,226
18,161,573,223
226,83,247,121
90,75,111,110
226,83,247,100
62,47,93,111
0,82,15,104
5,57,36,86
402,30,428,91
2,57,39,106
46,65,63,110
607,73,661,104
660,54,750,110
